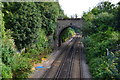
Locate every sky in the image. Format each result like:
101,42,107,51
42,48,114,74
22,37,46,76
58,0,120,18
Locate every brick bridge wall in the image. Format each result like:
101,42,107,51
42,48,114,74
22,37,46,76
54,18,84,49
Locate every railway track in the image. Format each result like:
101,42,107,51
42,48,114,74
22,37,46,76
42,37,76,78
42,36,83,79
54,37,78,78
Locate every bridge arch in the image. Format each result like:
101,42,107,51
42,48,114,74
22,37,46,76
58,25,81,46
54,18,84,49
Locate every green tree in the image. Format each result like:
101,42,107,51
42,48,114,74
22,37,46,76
93,12,114,28
81,1,120,78
97,1,115,13
35,2,65,36
1,2,13,78
115,2,120,31
3,2,41,50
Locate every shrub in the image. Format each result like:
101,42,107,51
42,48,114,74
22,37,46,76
81,21,97,36
36,28,48,52
93,12,114,27
82,1,120,79
115,50,120,76
89,57,108,78
10,54,32,78
3,2,41,50
22,28,51,63
2,30,16,65
83,29,120,78
1,3,13,78
89,56,119,79
1,62,12,78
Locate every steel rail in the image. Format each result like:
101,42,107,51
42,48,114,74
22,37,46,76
54,37,78,79
66,37,80,78
41,37,75,78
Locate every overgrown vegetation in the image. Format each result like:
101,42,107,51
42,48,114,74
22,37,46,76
1,1,120,79
60,27,75,42
1,2,65,78
81,1,120,79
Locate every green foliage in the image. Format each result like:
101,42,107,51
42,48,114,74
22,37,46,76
10,54,32,78
2,2,65,78
71,27,81,33
115,4,120,30
89,57,108,78
81,21,96,36
3,2,41,50
82,1,120,78
83,12,95,21
84,29,119,59
2,30,16,65
91,7,100,15
36,29,48,52
60,27,75,42
89,56,119,78
115,50,120,73
35,2,64,36
0,2,4,57
83,27,120,78
1,2,13,78
2,2,64,50
93,12,114,27
84,30,120,78
1,62,12,78
97,1,115,13
22,28,51,63
1,2,37,78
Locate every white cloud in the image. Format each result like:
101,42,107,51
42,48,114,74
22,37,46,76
58,0,120,18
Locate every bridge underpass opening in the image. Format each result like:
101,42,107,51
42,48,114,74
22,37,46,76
58,26,81,47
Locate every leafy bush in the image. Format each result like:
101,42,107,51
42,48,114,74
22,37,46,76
93,12,114,27
36,29,48,52
1,5,32,78
1,2,65,78
83,29,120,78
82,12,120,78
81,1,120,79
115,50,120,74
35,2,65,36
1,62,12,78
89,52,119,79
3,2,41,50
2,30,16,65
81,21,97,36
115,4,120,30
1,3,13,78
2,32,32,78
10,54,32,78
22,28,52,63
89,57,109,78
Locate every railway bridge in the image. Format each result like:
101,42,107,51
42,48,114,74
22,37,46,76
31,18,91,78
54,18,84,48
